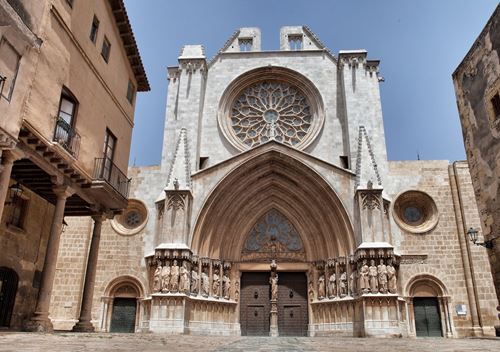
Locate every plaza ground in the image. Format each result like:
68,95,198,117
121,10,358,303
0,333,499,352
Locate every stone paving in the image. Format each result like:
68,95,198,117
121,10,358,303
0,333,499,352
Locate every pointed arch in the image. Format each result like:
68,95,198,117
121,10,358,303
190,147,355,261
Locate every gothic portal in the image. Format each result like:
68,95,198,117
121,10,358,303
50,27,498,337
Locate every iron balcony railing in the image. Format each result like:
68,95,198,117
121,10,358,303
53,116,81,157
93,157,130,199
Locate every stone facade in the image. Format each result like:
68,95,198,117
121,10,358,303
453,4,500,318
52,27,497,337
0,0,148,332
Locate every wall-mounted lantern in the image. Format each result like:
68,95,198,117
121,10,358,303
467,227,494,249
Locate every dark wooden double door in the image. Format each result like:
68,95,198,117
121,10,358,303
240,272,308,336
414,297,442,337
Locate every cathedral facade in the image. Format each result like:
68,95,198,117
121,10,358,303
50,27,498,337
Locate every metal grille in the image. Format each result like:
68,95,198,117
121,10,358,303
0,267,18,327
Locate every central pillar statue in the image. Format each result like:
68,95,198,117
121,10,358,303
269,260,279,337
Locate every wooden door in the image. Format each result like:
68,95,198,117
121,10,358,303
277,272,308,336
240,272,270,336
110,298,137,333
414,297,442,337
0,267,18,327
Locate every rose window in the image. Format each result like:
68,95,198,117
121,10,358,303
231,81,312,147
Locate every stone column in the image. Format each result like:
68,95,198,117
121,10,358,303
0,151,18,221
25,185,74,332
72,214,106,332
269,261,278,337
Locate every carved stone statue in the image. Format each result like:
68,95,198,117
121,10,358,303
377,259,388,293
212,268,220,298
368,259,378,293
234,280,240,302
179,261,190,293
161,262,171,292
270,273,278,301
170,260,180,292
360,259,369,293
349,270,356,296
339,271,347,296
387,259,397,294
328,272,336,298
308,280,315,302
190,268,199,295
153,264,162,292
318,274,326,299
201,267,209,297
222,270,231,300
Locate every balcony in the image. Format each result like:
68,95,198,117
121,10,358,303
53,117,80,157
92,157,130,199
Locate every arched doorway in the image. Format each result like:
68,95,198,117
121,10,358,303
102,276,145,333
190,146,356,336
0,267,18,327
406,275,453,338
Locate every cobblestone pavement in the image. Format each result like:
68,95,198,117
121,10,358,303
0,333,498,352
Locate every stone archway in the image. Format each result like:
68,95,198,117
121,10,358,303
190,148,356,261
100,276,146,333
405,274,454,338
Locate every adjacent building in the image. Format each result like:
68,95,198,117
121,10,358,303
49,27,497,337
0,0,149,332
453,4,500,313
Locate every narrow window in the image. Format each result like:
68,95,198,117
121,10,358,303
66,0,74,8
126,80,135,104
199,157,209,170
491,93,500,119
288,35,303,50
238,38,252,52
340,156,349,169
101,36,111,63
9,197,27,229
0,38,21,101
89,16,99,43
57,88,78,126
55,87,79,154
102,129,117,179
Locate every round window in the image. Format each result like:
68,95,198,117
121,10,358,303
111,199,148,236
393,190,438,233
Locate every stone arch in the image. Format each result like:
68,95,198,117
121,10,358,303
404,273,454,338
191,146,356,261
101,275,146,333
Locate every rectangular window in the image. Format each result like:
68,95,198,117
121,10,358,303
101,36,111,63
239,38,252,52
126,80,135,104
10,197,27,229
89,16,99,43
0,38,21,101
103,129,117,179
491,93,500,119
288,35,303,50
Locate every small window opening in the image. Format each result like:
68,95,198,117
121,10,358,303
340,156,349,169
89,16,99,43
239,38,253,52
126,80,135,104
199,157,209,170
288,35,303,50
491,93,500,119
9,197,27,229
101,36,111,63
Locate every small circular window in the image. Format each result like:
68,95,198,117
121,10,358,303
111,199,148,236
393,190,438,233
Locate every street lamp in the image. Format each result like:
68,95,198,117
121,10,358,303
467,227,494,249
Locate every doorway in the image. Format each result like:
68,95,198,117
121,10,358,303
413,297,442,337
0,267,18,327
109,298,137,333
240,272,270,336
277,272,308,336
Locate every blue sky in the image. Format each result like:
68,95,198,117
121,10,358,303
123,0,499,166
